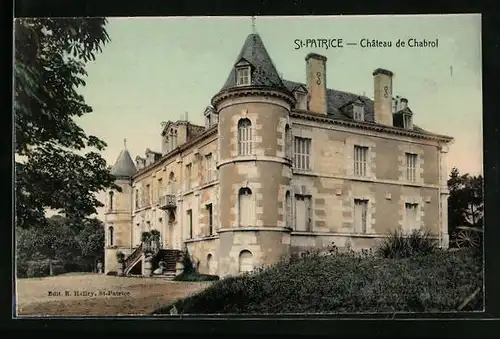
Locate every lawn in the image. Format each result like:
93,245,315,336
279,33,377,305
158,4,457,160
16,273,213,316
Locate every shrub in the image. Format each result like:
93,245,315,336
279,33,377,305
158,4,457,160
377,229,438,259
18,260,66,278
152,249,482,314
116,251,125,263
180,247,196,275
173,272,220,282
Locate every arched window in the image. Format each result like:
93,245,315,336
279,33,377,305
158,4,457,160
207,253,213,273
239,250,253,273
285,191,292,228
108,191,114,211
168,171,176,194
237,118,252,155
284,124,291,159
238,187,254,227
108,226,114,246
168,129,178,150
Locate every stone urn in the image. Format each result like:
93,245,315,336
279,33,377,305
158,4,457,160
175,261,184,276
144,256,154,277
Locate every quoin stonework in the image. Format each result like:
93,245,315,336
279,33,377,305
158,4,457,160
104,33,453,278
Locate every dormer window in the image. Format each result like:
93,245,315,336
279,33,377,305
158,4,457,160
236,67,251,86
353,103,365,122
403,114,413,129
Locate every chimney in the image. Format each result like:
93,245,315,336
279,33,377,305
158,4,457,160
305,53,327,114
400,98,408,110
373,68,394,126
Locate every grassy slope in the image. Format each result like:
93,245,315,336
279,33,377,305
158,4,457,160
153,249,483,314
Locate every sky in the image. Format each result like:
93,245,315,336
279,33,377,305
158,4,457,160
74,15,483,219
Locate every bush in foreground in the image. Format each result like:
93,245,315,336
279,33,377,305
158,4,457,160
376,229,438,259
173,272,220,282
152,249,482,314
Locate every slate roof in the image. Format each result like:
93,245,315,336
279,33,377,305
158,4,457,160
111,149,137,178
220,33,288,92
218,33,433,135
282,79,431,133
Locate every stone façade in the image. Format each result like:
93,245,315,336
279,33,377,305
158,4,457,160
103,33,453,278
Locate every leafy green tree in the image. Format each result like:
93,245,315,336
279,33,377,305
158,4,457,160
14,18,119,229
448,167,484,235
76,218,105,268
18,215,80,275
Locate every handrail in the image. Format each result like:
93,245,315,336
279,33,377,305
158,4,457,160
124,243,143,273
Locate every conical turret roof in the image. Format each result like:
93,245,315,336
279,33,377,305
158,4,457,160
110,148,136,178
220,33,288,92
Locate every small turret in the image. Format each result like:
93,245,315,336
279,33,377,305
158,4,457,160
104,139,136,274
110,139,137,178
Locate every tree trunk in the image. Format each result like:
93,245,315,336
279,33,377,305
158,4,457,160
49,258,53,276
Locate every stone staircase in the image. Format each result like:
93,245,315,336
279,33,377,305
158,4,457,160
123,244,143,275
151,249,183,280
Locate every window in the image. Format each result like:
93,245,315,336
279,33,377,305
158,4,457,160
238,119,252,155
168,129,178,150
354,199,368,233
187,209,193,239
167,210,176,224
205,153,214,183
185,164,192,190
284,125,292,159
403,114,412,129
206,203,213,235
157,178,163,203
108,191,114,211
236,67,250,86
285,191,292,228
168,171,176,194
108,226,114,246
295,92,306,109
293,137,311,170
354,146,368,177
238,250,253,273
238,187,254,227
405,203,419,232
405,153,418,182
295,195,312,231
353,104,365,121
135,189,139,209
207,254,213,274
145,184,151,206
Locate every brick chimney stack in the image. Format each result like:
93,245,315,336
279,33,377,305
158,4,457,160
306,53,327,114
373,68,394,126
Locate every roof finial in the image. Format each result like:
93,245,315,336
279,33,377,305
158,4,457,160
124,138,127,149
251,16,256,34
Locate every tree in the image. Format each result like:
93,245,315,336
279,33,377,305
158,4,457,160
447,167,484,235
18,215,80,275
14,18,120,229
76,218,105,269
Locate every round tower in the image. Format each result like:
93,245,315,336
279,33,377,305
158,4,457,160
212,33,296,277
103,141,137,274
